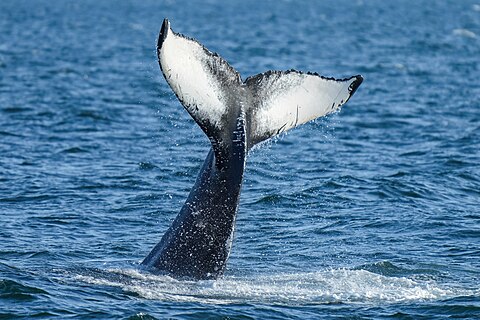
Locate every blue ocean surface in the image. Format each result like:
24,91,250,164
1,0,479,318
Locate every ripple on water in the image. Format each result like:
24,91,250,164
0,279,49,301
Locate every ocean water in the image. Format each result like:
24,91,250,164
1,0,479,318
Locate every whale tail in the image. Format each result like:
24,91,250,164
143,19,362,279
157,18,362,155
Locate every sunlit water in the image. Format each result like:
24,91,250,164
1,0,479,319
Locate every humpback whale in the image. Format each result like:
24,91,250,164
141,18,363,280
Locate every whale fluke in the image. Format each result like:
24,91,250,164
141,18,363,279
245,70,362,147
157,18,244,160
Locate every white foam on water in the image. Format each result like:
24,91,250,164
72,268,477,305
452,28,477,38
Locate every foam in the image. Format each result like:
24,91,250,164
452,28,477,39
72,268,476,305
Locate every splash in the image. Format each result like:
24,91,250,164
72,267,474,305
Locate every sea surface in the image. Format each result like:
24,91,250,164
1,0,479,319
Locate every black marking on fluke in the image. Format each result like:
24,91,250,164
158,18,170,49
348,75,363,97
141,18,363,280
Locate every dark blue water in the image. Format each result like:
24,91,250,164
1,0,479,318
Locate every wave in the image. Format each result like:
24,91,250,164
0,279,49,301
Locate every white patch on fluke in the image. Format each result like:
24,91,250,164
159,23,240,130
247,71,359,140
